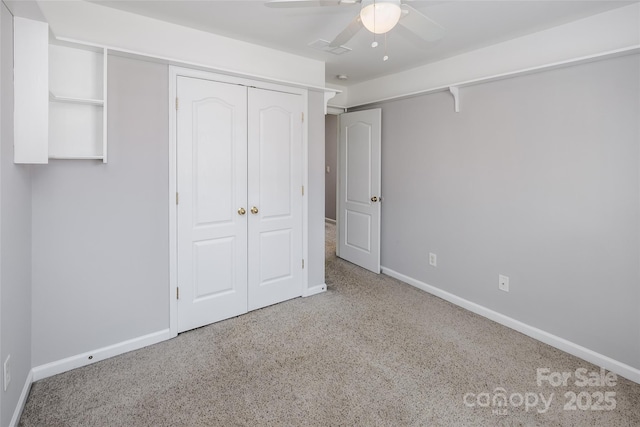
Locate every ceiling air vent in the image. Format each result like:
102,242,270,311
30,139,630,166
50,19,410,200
308,39,352,55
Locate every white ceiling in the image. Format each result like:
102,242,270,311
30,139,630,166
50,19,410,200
91,0,635,86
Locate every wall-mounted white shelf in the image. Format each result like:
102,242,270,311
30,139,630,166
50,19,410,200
49,156,105,160
48,40,108,162
49,93,104,106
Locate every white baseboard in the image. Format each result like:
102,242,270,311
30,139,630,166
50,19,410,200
9,369,33,427
304,283,327,297
32,329,172,382
381,267,640,385
324,218,336,224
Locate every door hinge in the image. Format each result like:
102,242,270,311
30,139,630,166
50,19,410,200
302,185,304,196
176,287,179,299
176,192,179,205
301,112,304,122
175,97,179,110
302,259,305,269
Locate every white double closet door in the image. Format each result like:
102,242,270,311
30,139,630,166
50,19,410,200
177,76,303,333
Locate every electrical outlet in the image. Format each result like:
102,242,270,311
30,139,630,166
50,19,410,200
499,274,510,292
3,354,10,391
429,253,437,267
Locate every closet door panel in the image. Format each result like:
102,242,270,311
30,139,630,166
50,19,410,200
177,76,248,332
193,99,235,225
248,88,303,311
260,229,293,283
259,109,293,219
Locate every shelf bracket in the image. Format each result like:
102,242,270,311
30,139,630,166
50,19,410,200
324,90,337,115
449,86,460,113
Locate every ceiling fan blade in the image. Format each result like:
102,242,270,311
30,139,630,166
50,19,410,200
329,13,363,47
265,0,342,7
398,4,445,43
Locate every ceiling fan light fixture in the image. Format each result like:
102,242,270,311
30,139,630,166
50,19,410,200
360,0,402,35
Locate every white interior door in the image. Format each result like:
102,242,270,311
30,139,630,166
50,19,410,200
338,109,382,273
247,87,303,310
177,76,248,332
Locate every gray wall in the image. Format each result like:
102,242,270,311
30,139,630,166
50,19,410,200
31,55,170,366
364,54,640,369
308,91,326,289
1,3,32,425
324,114,337,221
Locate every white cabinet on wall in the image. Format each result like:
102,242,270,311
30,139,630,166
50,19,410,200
13,16,107,163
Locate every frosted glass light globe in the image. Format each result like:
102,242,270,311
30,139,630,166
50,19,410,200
360,0,402,35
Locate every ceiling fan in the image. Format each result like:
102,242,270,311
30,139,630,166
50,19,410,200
265,0,445,50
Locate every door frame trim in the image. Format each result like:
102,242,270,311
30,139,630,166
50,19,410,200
168,66,309,337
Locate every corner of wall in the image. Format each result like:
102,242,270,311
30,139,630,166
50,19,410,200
1,2,34,426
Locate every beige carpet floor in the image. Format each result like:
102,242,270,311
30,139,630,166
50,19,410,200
19,222,640,426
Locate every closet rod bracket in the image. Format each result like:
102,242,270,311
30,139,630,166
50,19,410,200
449,86,460,113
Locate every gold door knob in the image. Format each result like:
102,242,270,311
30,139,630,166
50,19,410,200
371,196,378,202
251,206,259,214
238,207,246,215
